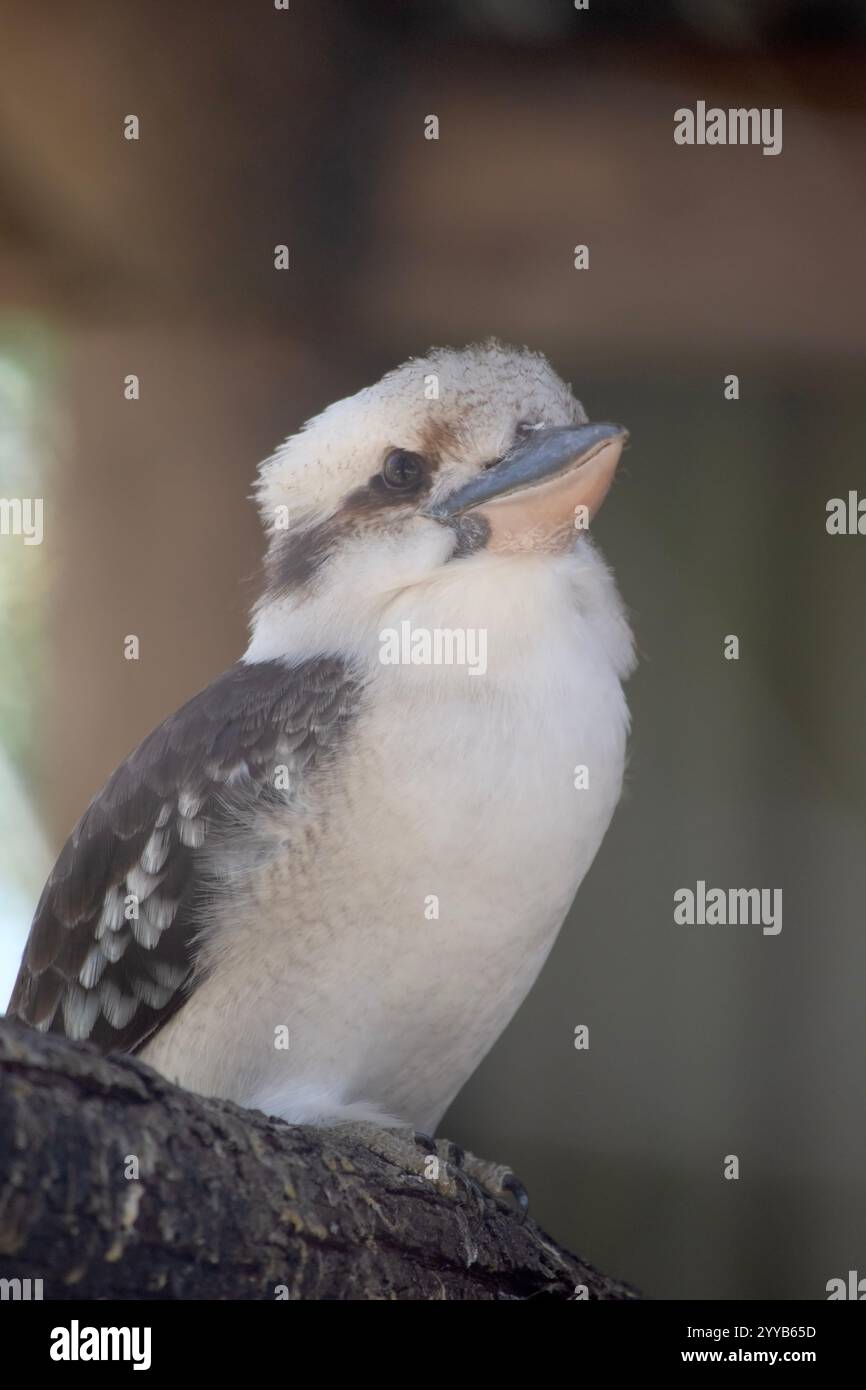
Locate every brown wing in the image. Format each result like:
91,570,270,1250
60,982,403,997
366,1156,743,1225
7,657,359,1053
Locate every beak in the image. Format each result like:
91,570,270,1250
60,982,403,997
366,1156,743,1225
425,422,627,547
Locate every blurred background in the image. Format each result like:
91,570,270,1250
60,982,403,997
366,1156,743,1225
1,0,864,1299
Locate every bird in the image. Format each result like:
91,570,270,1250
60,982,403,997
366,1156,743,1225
7,341,634,1197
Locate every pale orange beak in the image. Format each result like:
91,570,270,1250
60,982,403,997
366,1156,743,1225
426,422,627,553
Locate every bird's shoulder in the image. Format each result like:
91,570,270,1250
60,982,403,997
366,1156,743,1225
7,656,361,1053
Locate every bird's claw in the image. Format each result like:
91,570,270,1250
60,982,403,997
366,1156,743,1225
414,1130,530,1219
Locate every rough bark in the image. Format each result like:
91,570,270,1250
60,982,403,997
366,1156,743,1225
0,1017,638,1301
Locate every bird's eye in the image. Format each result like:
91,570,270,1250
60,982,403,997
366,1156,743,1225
382,449,425,490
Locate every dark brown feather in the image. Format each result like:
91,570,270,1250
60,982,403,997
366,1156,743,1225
7,657,360,1054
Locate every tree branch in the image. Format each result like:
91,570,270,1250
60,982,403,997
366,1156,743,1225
0,1018,638,1300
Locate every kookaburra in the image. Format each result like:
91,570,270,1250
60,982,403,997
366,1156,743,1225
8,342,634,1169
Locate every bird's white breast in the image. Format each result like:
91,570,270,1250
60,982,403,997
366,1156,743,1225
143,546,632,1132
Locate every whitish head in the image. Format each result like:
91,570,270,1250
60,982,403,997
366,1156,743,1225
249,341,629,661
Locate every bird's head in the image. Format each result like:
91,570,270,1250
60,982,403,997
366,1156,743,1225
250,341,628,659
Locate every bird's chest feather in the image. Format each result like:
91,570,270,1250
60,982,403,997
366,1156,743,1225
233,607,628,1113
337,632,627,972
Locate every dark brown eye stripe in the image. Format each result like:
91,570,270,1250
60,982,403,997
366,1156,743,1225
342,466,432,514
262,515,345,597
262,413,464,599
418,416,461,465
